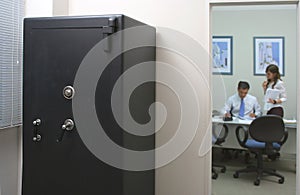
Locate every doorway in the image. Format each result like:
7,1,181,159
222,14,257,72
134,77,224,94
210,3,298,195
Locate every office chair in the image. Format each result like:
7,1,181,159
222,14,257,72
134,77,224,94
212,124,229,179
233,115,288,186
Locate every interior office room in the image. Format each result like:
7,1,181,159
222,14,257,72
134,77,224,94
211,4,297,195
0,0,299,195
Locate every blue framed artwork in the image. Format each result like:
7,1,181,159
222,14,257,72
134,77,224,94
253,37,285,76
212,36,233,75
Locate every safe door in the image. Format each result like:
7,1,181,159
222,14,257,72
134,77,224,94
23,16,155,195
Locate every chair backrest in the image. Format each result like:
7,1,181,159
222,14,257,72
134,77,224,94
249,115,285,143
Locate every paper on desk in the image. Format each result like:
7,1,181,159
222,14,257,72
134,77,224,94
232,117,253,125
283,119,297,124
237,115,255,121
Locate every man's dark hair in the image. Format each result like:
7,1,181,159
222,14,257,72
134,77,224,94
238,81,250,90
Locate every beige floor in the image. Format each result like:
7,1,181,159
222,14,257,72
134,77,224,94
212,149,296,195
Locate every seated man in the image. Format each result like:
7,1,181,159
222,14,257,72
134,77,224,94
223,81,261,119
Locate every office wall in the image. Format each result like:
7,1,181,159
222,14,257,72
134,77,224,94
53,0,69,16
25,0,53,17
68,0,211,194
212,6,297,118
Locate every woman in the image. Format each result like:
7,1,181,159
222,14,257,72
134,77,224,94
262,64,287,117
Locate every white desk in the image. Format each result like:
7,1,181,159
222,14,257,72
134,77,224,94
212,117,297,155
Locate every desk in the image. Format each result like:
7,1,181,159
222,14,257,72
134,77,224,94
212,117,297,155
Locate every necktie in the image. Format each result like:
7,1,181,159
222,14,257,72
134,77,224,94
239,98,245,117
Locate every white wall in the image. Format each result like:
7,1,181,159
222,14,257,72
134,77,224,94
53,0,69,16
212,5,297,119
25,0,53,17
68,0,211,195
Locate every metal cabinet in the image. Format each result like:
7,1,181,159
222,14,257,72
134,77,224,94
23,15,155,195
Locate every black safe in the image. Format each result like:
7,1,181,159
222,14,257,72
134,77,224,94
23,15,155,195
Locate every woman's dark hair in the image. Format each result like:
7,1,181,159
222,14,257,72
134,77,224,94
266,64,281,89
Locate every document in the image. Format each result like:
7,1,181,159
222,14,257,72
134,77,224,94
265,88,280,101
237,115,255,121
283,119,297,124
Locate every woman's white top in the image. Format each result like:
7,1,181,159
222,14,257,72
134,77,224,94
264,80,287,111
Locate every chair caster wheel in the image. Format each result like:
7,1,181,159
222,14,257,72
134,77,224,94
233,173,239,178
221,167,226,173
212,174,218,180
278,178,284,184
254,180,260,186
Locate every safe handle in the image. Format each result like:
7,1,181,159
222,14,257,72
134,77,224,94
57,119,74,142
61,119,74,131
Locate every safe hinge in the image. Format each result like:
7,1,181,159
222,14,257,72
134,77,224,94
102,17,117,35
102,17,117,52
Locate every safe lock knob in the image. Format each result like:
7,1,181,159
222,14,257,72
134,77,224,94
65,89,72,96
62,119,74,131
32,118,42,142
63,86,75,99
33,119,41,126
33,134,42,142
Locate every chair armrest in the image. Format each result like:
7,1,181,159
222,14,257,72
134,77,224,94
235,125,249,147
279,128,289,146
213,124,229,145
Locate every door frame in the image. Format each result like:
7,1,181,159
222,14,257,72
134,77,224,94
209,0,300,194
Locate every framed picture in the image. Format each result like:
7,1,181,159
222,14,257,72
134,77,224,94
253,37,284,76
212,36,233,75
